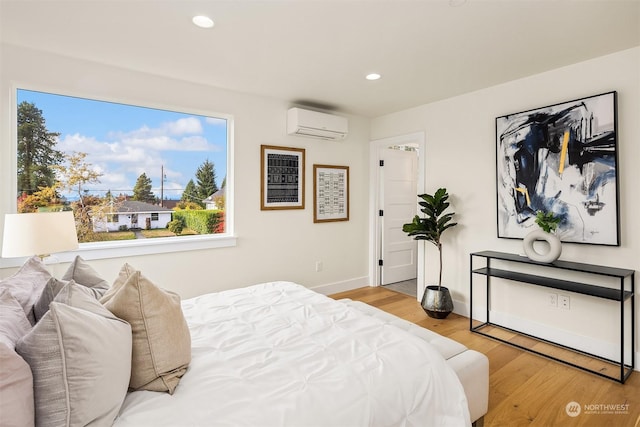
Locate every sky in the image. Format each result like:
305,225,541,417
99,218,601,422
18,89,228,201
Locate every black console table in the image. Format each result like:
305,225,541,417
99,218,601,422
469,250,635,383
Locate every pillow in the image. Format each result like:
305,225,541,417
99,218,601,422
0,343,34,427
0,290,35,427
100,263,191,394
0,289,32,348
61,256,110,298
16,282,132,427
0,256,52,325
32,277,70,323
32,277,100,323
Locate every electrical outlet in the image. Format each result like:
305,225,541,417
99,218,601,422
315,261,323,272
559,295,570,310
548,293,558,307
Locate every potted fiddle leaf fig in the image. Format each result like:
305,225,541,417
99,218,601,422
402,188,457,319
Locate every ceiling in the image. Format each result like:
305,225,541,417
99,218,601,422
1,0,639,117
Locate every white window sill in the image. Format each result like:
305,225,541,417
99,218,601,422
0,234,237,269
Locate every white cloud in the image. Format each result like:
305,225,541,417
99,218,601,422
164,117,203,135
104,118,213,152
54,115,223,198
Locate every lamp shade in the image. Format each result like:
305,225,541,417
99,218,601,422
2,211,79,258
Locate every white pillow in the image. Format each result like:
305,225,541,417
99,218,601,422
16,282,132,427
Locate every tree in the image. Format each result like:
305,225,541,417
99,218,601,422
195,159,218,202
17,185,62,213
132,173,156,204
181,179,199,204
54,151,102,203
17,101,64,195
168,217,186,235
54,151,103,242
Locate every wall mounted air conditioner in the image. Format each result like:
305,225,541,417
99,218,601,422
287,107,348,141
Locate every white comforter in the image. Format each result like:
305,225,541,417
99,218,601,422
113,282,470,426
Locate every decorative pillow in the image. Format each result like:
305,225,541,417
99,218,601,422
16,282,132,427
0,289,32,348
100,263,191,394
0,343,34,427
0,290,35,427
61,256,110,298
0,256,52,325
32,277,70,323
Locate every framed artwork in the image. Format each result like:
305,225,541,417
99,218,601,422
313,164,349,223
260,145,305,210
496,91,620,246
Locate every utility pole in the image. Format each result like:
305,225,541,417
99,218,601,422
160,165,164,207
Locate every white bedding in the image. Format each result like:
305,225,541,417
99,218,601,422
113,281,471,426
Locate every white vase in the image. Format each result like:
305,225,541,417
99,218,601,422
523,229,562,263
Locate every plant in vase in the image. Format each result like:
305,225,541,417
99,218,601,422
402,188,458,319
522,210,562,263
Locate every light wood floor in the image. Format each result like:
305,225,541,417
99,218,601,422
330,286,640,427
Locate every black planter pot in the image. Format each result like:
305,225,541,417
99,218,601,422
420,285,454,319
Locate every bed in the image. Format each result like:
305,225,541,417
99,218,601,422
113,281,483,426
2,257,487,427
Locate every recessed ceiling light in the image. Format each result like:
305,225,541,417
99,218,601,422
366,73,381,81
192,15,214,29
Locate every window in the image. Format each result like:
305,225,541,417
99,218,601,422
16,89,232,256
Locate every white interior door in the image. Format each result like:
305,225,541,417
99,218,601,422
380,148,418,285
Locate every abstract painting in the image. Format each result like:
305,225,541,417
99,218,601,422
496,91,619,245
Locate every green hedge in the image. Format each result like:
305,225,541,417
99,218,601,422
172,210,224,234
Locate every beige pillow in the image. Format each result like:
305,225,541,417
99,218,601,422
16,282,132,427
100,263,191,394
0,256,52,324
62,256,110,298
0,290,34,427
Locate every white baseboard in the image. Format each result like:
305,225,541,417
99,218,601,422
461,305,638,371
342,294,639,373
452,297,470,317
310,276,369,296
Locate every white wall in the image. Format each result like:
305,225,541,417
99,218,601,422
0,44,371,298
371,47,640,365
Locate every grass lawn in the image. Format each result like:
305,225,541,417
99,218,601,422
86,231,136,241
140,228,198,238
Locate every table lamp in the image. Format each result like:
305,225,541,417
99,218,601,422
2,211,79,259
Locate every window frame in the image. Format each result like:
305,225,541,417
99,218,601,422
1,84,235,268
